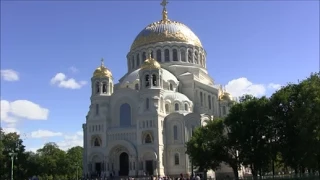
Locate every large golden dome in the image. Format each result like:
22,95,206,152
130,1,202,50
141,54,161,70
131,20,202,51
93,58,112,78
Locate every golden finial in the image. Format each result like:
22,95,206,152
93,58,112,78
160,0,169,22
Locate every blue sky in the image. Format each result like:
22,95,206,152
1,1,319,151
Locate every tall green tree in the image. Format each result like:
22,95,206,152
297,73,320,175
224,95,273,180
0,131,27,180
67,146,83,179
270,73,320,176
36,142,68,179
186,119,225,172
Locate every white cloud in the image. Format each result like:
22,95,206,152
225,77,281,98
57,131,83,151
268,83,282,90
50,73,87,89
69,66,79,73
2,127,20,134
26,130,83,152
0,69,19,81
30,130,63,138
0,99,49,134
1,100,49,122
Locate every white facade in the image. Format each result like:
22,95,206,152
82,1,235,178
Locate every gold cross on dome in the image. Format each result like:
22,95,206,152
101,58,104,67
160,0,168,9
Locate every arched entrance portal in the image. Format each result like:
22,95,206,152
119,152,129,176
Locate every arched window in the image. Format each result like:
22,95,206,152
120,103,131,127
95,104,99,115
102,82,107,93
165,104,169,113
145,75,150,87
184,104,188,111
145,134,152,143
208,95,212,109
131,56,135,68
146,98,149,110
156,49,161,62
174,103,179,111
136,54,140,66
173,49,178,61
150,50,154,58
135,83,139,90
174,153,179,165
200,92,203,106
181,49,186,62
94,137,101,147
152,74,157,86
95,82,100,94
165,49,170,62
169,84,173,91
194,51,198,64
142,52,147,60
188,50,193,63
173,125,178,140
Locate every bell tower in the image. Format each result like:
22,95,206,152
91,58,113,97
139,52,162,90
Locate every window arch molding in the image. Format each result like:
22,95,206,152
173,101,181,111
184,103,189,111
156,49,162,62
174,152,180,165
180,48,187,62
142,132,153,144
91,135,102,147
119,103,132,127
94,81,100,94
165,103,170,113
173,125,178,140
113,98,136,127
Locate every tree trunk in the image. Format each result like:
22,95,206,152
231,165,239,180
294,167,298,178
251,167,258,180
259,169,262,180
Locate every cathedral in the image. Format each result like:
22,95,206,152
82,0,236,178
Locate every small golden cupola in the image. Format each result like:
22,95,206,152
220,92,233,101
219,86,233,101
141,53,161,70
93,58,112,78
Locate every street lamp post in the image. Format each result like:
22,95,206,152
9,144,19,180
